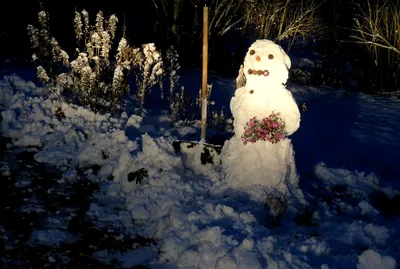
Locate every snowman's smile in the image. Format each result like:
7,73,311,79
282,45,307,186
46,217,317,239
247,69,270,77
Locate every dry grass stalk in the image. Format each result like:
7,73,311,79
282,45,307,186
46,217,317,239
264,191,289,222
352,0,400,65
208,0,246,36
243,0,323,48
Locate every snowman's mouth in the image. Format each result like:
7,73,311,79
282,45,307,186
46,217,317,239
247,69,270,77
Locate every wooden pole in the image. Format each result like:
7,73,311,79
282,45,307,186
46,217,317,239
201,6,209,141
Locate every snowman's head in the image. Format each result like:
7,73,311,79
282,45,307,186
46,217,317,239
243,40,291,85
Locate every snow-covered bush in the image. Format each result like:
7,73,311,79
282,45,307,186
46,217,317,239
132,43,164,111
165,46,180,102
27,11,69,98
163,46,195,123
114,37,165,112
169,86,188,123
210,108,229,131
28,9,166,113
196,83,213,107
27,10,126,112
67,10,126,111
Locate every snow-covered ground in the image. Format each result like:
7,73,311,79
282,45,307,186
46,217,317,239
1,69,400,268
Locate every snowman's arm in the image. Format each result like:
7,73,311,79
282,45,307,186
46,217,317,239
230,96,238,113
230,87,246,113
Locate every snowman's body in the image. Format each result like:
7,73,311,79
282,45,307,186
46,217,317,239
221,40,301,194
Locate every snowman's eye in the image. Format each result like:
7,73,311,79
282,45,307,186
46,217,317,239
249,50,255,55
268,54,274,59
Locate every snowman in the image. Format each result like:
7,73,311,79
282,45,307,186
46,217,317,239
221,39,301,197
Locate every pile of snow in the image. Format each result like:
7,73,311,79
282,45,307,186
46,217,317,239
1,72,399,268
357,249,396,269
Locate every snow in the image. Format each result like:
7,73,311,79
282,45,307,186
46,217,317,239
29,229,79,246
221,40,302,197
357,249,396,269
1,56,400,269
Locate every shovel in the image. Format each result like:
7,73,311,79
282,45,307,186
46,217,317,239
172,6,223,166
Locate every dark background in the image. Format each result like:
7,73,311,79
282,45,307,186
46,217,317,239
1,1,157,59
1,0,399,93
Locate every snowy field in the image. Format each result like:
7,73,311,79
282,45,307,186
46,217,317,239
1,68,400,268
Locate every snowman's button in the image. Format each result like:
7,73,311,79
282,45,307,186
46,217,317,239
250,90,254,94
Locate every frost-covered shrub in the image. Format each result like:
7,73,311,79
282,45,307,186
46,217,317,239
113,39,166,111
169,86,187,123
160,45,215,124
193,83,230,130
210,108,228,131
64,10,129,112
131,43,164,111
28,9,166,114
28,10,126,112
27,11,69,97
165,46,180,102
164,46,185,122
196,83,213,107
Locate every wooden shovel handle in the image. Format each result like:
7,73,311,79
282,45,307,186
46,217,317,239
201,6,209,141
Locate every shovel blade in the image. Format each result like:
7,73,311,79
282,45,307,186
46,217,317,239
172,140,222,166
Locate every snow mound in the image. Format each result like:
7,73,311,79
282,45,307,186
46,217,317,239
357,249,396,269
